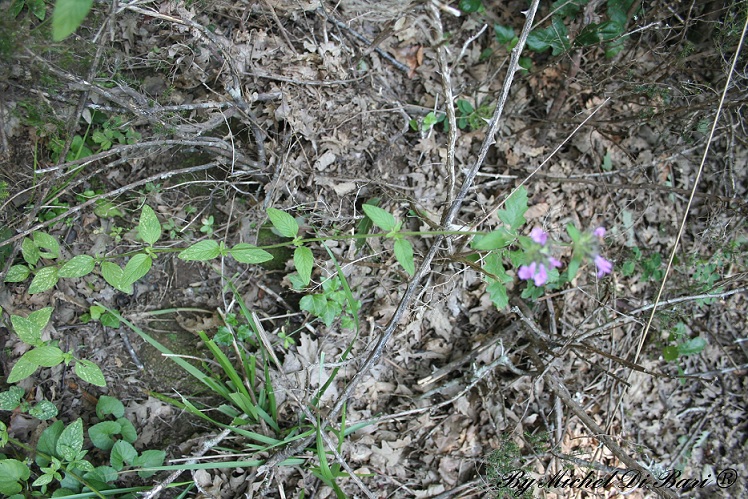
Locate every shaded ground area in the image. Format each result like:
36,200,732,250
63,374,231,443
1,0,747,498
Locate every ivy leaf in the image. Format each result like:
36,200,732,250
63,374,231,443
229,243,273,264
294,246,314,286
52,0,93,41
33,232,60,259
23,346,65,368
57,418,84,461
138,205,162,245
361,204,397,232
58,255,95,278
179,240,220,261
4,265,31,282
498,186,528,230
527,17,570,55
394,238,415,276
74,359,106,387
22,238,40,266
122,254,152,286
7,356,39,383
29,267,59,294
266,208,299,238
100,262,132,294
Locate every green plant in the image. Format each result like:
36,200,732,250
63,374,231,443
300,275,361,329
456,99,492,131
5,306,106,386
620,247,665,282
52,0,94,41
662,321,707,363
200,214,215,235
0,395,164,496
9,0,45,21
409,111,446,134
484,433,548,498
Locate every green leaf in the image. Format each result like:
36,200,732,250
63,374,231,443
294,246,314,286
567,255,582,280
100,312,120,328
575,20,623,46
266,207,299,238
361,204,397,232
88,421,121,451
483,253,512,283
23,346,65,367
0,386,25,411
472,228,516,250
122,253,152,286
178,240,220,261
110,440,137,471
94,200,124,218
36,420,64,467
28,266,59,294
33,232,60,259
498,186,528,230
29,400,58,420
52,0,94,41
356,198,381,249
138,205,162,245
57,418,84,462
662,345,679,362
551,0,588,18
29,0,46,20
494,24,515,45
97,395,125,419
566,223,582,243
22,238,40,266
458,0,482,13
527,17,570,55
5,265,31,282
678,337,707,357
101,261,133,294
0,459,30,496
608,0,636,26
229,243,273,264
58,255,95,278
486,279,509,309
26,307,53,338
134,450,166,479
10,315,39,344
117,417,137,443
394,238,415,276
10,0,25,18
74,359,106,387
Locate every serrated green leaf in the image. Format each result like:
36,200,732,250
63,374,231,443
58,255,95,278
138,205,162,245
498,186,528,230
28,267,59,294
27,307,52,337
97,395,125,419
472,228,516,250
29,400,58,420
294,246,314,286
484,253,512,283
110,440,137,471
122,254,152,286
52,0,93,41
178,240,220,261
22,238,40,266
361,204,397,232
5,265,31,282
74,359,106,387
88,421,121,451
23,346,65,367
394,238,415,276
57,418,84,461
33,232,60,259
100,261,133,294
135,449,166,479
229,243,273,264
266,207,299,238
486,279,509,309
10,315,38,345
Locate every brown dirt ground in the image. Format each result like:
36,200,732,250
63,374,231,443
1,0,747,498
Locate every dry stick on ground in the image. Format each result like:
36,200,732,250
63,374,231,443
429,2,457,210
256,0,543,478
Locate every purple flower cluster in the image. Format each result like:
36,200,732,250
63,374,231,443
517,226,613,286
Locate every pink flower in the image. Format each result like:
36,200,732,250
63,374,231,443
593,227,606,238
530,228,548,246
518,261,550,286
594,255,613,277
